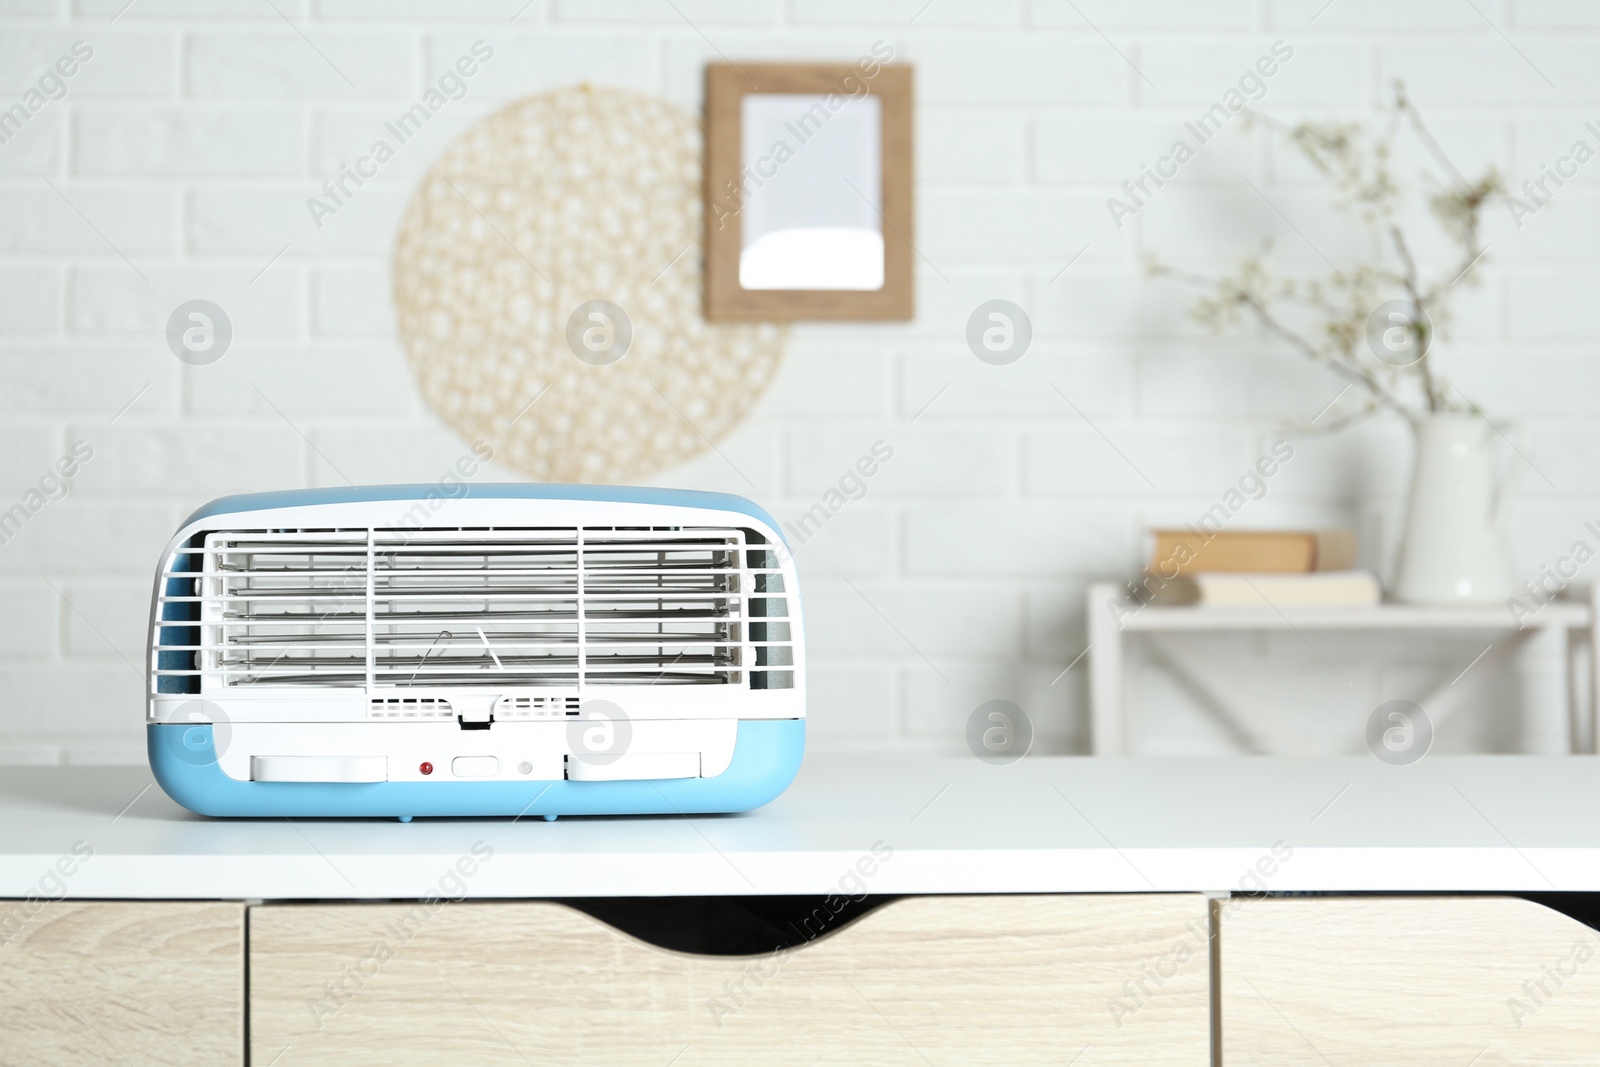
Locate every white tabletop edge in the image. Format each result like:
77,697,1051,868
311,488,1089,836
4,756,1600,898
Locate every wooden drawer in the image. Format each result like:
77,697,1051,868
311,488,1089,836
0,900,244,1066
250,894,1210,1065
1220,896,1600,1065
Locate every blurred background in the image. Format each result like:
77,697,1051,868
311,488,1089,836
1,0,1595,763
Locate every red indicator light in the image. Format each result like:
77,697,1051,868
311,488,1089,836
420,761,434,776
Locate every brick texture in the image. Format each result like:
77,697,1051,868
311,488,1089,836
0,2,1589,761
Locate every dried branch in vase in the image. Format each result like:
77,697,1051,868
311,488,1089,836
1148,80,1504,432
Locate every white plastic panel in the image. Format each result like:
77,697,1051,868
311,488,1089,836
251,755,387,783
566,752,701,782
217,719,739,784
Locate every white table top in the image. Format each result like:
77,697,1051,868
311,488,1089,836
4,755,1600,899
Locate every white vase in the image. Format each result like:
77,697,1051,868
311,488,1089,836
1392,413,1518,605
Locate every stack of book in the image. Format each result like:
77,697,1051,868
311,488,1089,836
1143,529,1381,607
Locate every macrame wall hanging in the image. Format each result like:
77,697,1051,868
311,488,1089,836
393,85,788,483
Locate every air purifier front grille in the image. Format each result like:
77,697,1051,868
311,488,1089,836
152,526,793,694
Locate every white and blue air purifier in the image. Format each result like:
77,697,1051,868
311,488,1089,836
146,485,805,820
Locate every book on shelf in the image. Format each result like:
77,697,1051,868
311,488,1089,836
1148,528,1356,575
1148,570,1382,607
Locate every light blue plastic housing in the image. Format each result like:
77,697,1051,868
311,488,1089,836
178,483,787,535
147,483,805,820
148,719,805,820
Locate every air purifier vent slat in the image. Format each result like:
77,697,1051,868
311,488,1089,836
368,696,454,719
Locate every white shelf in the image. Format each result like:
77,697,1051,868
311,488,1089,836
4,756,1600,898
1116,600,1590,632
1087,582,1600,756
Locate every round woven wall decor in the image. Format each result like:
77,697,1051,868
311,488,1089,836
392,86,788,484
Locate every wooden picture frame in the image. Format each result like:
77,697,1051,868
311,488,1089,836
704,61,914,322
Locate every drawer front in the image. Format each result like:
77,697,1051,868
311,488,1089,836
1221,896,1600,1065
0,900,244,1067
251,894,1210,1065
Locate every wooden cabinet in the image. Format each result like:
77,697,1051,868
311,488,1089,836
249,894,1211,1066
1219,896,1600,1065
0,901,244,1066
9,892,1600,1064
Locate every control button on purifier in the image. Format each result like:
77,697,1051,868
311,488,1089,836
419,761,433,776
452,756,498,778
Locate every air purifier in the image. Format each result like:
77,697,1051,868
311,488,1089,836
146,485,804,819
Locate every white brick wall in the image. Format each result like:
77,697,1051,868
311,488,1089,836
0,0,1594,763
